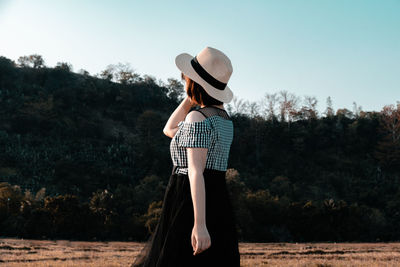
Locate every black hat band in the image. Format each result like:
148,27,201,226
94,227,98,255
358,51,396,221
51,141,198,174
190,56,227,91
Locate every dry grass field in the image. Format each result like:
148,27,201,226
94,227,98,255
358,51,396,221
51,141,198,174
0,238,400,267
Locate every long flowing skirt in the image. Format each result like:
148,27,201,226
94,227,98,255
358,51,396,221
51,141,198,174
130,165,240,267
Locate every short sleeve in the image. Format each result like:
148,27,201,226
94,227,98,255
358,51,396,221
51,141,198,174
176,119,212,148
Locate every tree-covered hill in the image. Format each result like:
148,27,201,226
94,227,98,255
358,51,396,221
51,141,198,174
0,55,399,242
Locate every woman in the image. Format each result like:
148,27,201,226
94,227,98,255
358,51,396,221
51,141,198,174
131,46,240,267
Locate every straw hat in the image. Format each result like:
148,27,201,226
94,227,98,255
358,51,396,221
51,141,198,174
175,46,234,103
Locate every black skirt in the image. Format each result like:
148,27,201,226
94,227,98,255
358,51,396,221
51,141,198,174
130,165,240,267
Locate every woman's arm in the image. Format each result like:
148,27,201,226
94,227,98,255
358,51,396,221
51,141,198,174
163,96,193,138
186,111,211,255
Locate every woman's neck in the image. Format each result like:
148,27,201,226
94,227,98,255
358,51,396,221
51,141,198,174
200,104,224,110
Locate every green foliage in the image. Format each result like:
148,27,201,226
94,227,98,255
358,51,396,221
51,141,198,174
55,62,73,72
166,78,185,103
17,54,45,68
0,55,399,242
144,200,163,234
0,182,24,217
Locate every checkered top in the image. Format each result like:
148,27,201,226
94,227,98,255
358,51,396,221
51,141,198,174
170,106,234,175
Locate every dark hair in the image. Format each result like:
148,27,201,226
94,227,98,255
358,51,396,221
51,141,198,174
181,73,223,106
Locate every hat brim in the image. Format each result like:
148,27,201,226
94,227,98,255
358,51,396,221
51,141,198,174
175,53,233,103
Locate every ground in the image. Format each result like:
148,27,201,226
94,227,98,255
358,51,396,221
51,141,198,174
0,238,399,266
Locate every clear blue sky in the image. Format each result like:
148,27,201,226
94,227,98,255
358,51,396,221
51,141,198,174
0,0,399,113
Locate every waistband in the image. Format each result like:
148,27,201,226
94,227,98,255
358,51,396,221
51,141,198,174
171,165,226,176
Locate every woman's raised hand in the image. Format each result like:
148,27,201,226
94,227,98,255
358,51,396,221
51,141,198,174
191,223,211,255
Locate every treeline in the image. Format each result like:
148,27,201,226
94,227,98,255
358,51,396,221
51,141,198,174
0,55,399,242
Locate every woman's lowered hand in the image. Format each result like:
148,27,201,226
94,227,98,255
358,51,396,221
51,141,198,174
191,223,211,255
